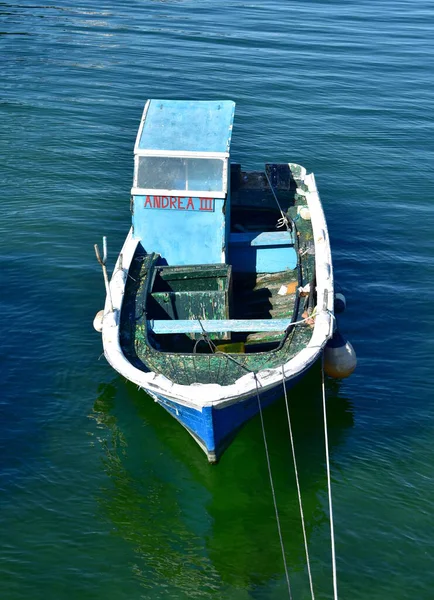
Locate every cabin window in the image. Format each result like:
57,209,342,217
137,157,224,193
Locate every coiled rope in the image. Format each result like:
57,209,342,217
264,168,293,234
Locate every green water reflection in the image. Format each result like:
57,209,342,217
91,368,353,597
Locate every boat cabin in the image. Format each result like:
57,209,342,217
131,99,234,266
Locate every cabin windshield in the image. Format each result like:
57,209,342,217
136,156,225,193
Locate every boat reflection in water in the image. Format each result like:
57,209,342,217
90,367,353,597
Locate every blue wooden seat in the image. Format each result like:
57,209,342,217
148,318,292,335
228,230,296,273
229,230,294,247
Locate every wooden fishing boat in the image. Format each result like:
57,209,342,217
97,99,335,463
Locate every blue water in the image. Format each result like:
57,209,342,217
1,1,434,598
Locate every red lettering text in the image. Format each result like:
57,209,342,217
199,198,214,211
142,196,215,211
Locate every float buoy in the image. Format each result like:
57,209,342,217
93,309,104,333
297,205,311,220
334,292,346,314
324,330,357,379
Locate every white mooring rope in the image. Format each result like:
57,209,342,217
254,376,292,600
322,356,339,600
255,357,339,600
281,365,315,600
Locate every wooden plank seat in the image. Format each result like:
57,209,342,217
148,318,293,334
228,230,294,246
228,230,297,273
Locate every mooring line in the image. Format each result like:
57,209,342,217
264,168,292,234
254,376,292,600
281,365,315,600
322,355,339,600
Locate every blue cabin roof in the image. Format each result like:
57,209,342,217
136,100,235,155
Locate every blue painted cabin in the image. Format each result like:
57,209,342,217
131,99,235,266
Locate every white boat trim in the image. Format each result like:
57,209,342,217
131,187,227,199
134,150,230,158
132,153,228,199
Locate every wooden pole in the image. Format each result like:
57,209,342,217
94,236,114,313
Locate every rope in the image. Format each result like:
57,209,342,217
322,355,339,600
194,319,251,373
264,168,293,233
254,375,293,600
194,319,217,354
281,365,315,600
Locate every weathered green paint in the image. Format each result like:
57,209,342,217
156,264,230,292
149,292,229,339
148,263,231,340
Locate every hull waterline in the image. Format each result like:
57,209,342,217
145,364,312,463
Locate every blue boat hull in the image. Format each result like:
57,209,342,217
146,367,311,462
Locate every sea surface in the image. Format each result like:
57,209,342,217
1,1,434,598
